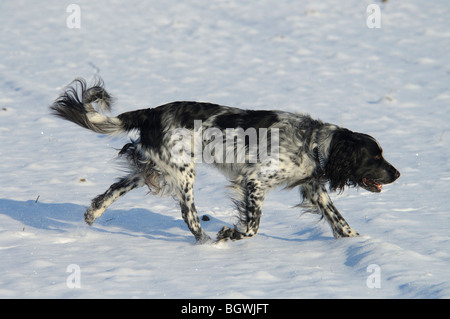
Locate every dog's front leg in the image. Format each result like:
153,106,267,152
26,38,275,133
302,183,359,238
217,180,266,241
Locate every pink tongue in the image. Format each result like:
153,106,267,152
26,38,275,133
364,178,383,190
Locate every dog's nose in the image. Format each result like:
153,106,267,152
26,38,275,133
394,169,400,180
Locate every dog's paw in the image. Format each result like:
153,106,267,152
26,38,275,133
84,210,96,226
348,228,360,237
195,233,213,245
216,226,233,241
217,226,244,242
333,226,359,239
216,226,251,241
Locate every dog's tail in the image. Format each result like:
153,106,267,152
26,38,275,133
50,78,129,136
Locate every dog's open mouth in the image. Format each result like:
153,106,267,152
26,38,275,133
362,177,383,192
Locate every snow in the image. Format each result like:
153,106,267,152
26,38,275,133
1,0,449,299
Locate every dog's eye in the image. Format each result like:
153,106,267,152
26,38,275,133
373,155,381,160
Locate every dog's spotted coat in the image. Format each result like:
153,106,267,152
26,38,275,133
51,78,400,243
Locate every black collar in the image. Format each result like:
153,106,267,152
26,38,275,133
314,137,327,176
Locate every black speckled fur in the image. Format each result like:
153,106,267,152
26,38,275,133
50,78,400,243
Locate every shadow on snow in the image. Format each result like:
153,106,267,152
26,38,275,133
0,198,224,243
0,198,333,244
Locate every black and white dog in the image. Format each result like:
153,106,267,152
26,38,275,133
50,78,400,243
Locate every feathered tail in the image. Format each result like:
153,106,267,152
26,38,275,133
50,78,126,135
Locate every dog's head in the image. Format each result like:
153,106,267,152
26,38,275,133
325,129,400,193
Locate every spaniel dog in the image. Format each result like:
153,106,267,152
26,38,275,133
50,78,400,243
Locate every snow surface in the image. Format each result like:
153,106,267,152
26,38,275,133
1,0,450,298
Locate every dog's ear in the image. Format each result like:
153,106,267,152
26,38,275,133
325,129,360,192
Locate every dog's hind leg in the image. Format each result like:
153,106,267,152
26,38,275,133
171,164,211,244
84,174,144,225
